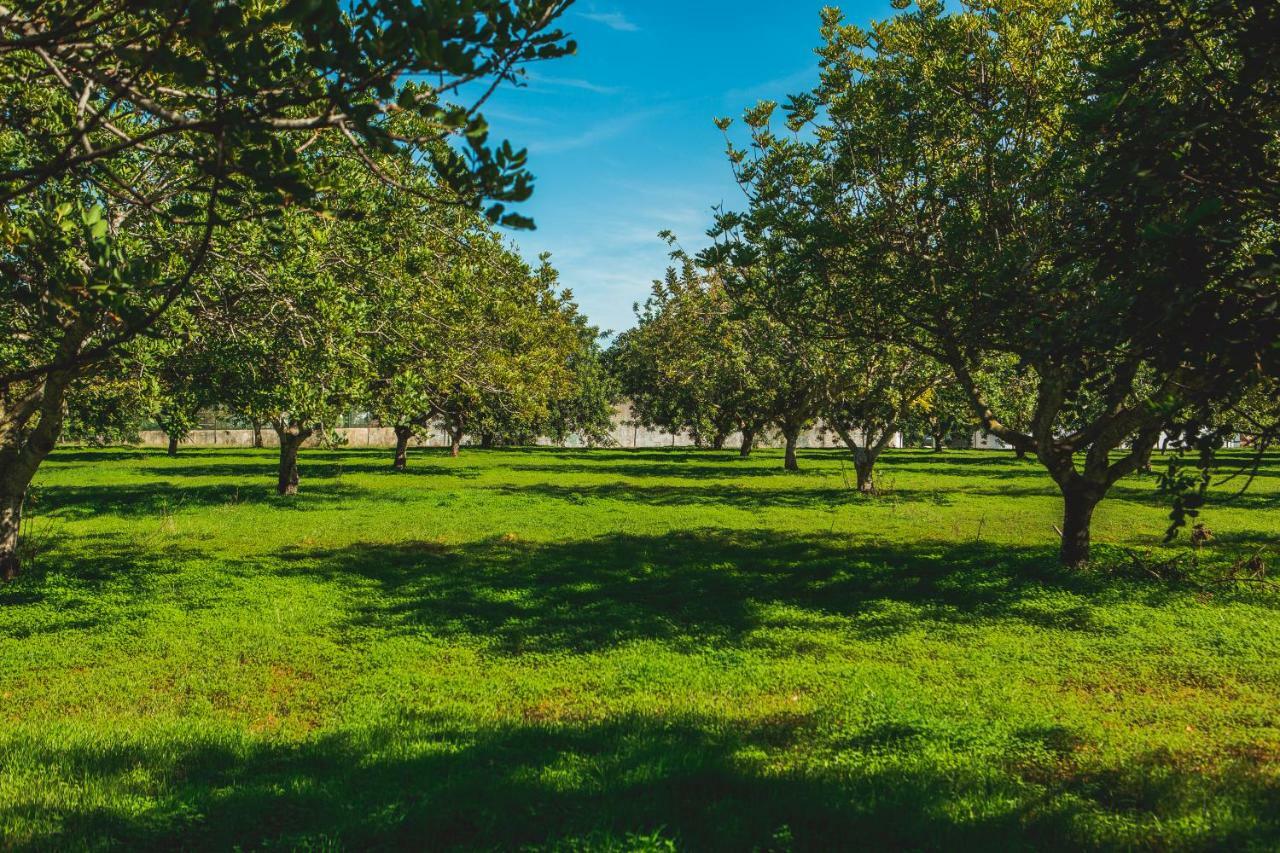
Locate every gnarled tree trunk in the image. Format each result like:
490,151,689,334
450,425,463,458
853,448,876,493
739,427,756,458
932,428,946,452
1058,482,1102,568
0,489,24,583
273,422,312,496
834,423,899,495
0,320,87,580
167,435,179,456
782,426,801,471
252,420,264,449
393,425,413,470
711,431,728,451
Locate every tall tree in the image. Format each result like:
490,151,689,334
714,0,1278,565
196,206,375,495
0,0,577,577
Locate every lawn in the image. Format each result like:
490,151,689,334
2,447,1278,851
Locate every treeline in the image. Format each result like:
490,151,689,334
0,0,587,578
608,251,1042,483
612,0,1279,566
114,192,614,494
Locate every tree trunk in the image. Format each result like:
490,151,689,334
1015,445,1028,461
167,435,179,456
1059,483,1101,568
783,428,800,471
450,426,463,458
853,447,876,493
393,425,413,471
0,318,88,579
480,432,494,450
932,429,945,452
1,431,59,582
252,421,264,449
274,424,311,496
711,431,728,451
739,428,755,458
0,488,23,582
277,438,301,496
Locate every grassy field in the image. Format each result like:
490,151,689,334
1,446,1278,851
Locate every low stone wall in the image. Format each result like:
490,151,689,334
138,423,901,451
134,401,904,451
138,427,465,450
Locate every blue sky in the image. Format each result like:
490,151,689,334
474,1,895,336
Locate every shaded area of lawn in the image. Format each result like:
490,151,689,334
8,713,1278,851
272,532,1164,653
4,447,1278,850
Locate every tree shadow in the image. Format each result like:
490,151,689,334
0,533,203,638
925,480,1280,512
506,461,796,480
31,481,367,519
8,711,1276,851
46,448,158,464
488,482,954,511
265,531,1199,655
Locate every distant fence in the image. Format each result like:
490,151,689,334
135,423,876,451
134,401,905,451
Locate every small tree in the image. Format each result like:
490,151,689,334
825,346,940,492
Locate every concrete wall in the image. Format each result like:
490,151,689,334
136,403,904,451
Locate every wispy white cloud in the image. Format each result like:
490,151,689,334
580,10,640,32
722,65,818,107
477,106,551,127
529,109,663,155
525,72,621,95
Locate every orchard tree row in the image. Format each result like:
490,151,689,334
609,244,1042,485
621,0,1279,567
0,0,588,579
132,183,612,495
608,246,944,488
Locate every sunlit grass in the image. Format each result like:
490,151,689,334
2,447,1277,850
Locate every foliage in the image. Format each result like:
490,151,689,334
709,0,1279,564
527,315,619,447
609,254,771,448
0,0,577,571
60,360,153,446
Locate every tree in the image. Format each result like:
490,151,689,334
905,381,974,452
433,255,580,459
144,314,209,456
714,0,1278,565
824,345,939,491
516,314,618,448
608,255,772,457
192,165,386,495
0,0,577,577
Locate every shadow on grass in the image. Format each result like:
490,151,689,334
506,461,801,479
489,482,957,510
7,711,1277,851
266,531,1201,654
31,481,370,519
0,533,200,638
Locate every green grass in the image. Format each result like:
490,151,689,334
2,446,1278,851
